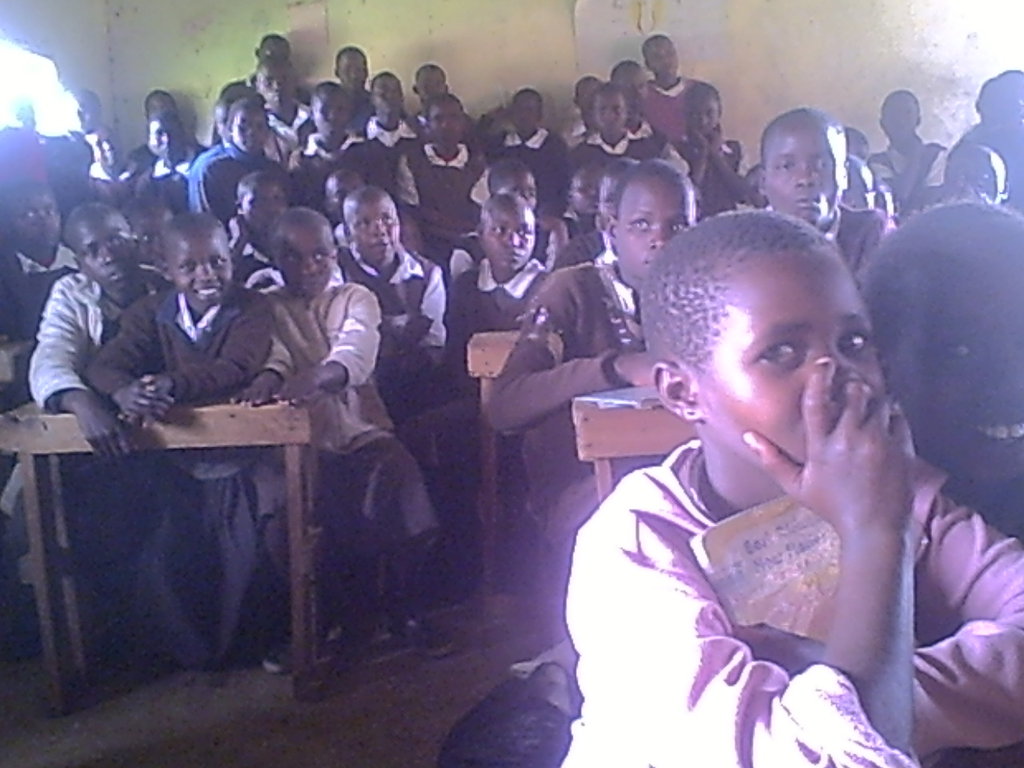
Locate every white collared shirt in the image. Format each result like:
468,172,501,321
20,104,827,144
366,117,418,148
176,293,221,343
504,128,549,150
266,103,312,164
647,78,687,98
152,157,193,179
395,143,473,207
477,258,545,300
16,244,77,275
302,131,364,158
583,131,690,177
350,247,447,348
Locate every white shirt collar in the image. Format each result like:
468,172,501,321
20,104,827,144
153,157,192,178
648,78,687,98
628,120,654,140
176,293,221,342
585,133,632,156
302,131,363,157
352,247,425,284
16,244,77,275
594,250,637,319
268,103,311,136
477,258,545,299
504,128,549,150
424,143,470,169
366,117,418,147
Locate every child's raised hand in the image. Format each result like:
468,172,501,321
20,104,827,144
236,370,283,407
112,374,175,421
742,357,914,541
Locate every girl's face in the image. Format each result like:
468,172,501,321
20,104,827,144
609,177,689,289
692,253,883,501
688,96,721,137
891,259,1024,483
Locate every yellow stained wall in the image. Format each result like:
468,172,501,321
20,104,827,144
5,1,1023,163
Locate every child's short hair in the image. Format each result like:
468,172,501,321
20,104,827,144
487,158,533,195
682,81,720,117
642,211,838,367
610,59,643,83
163,211,224,244
760,107,844,160
425,92,463,117
271,207,333,251
415,63,445,81
342,185,395,220
480,192,524,224
312,80,349,107
512,87,542,106
862,202,1024,373
236,169,289,202
641,33,674,56
371,71,401,90
63,202,123,249
609,159,690,219
227,94,267,124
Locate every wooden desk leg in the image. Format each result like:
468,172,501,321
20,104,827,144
21,453,86,715
285,443,321,701
478,380,499,594
594,459,614,501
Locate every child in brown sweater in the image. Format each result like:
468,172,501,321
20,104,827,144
488,159,692,546
86,212,275,670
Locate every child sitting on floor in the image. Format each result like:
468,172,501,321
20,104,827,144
338,186,447,423
241,207,444,654
563,209,1024,768
761,107,888,274
85,212,275,671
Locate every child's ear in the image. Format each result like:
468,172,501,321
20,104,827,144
654,358,705,424
607,213,619,245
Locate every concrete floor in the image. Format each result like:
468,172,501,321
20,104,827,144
0,598,555,768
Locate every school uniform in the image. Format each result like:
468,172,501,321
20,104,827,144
564,442,1024,767
0,245,77,344
339,246,448,422
262,267,438,625
677,137,745,218
489,129,571,215
569,130,689,177
964,123,1024,211
395,142,486,266
552,229,605,271
487,258,646,540
868,142,946,210
347,88,375,136
265,103,312,166
136,149,202,214
641,77,690,143
86,287,275,669
289,131,365,209
829,205,889,275
351,117,420,197
187,142,280,224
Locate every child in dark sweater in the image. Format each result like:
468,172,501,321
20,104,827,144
86,212,275,670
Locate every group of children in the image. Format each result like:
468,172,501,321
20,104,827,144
3,27,1024,768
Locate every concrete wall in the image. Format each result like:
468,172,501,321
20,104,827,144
5,0,1021,162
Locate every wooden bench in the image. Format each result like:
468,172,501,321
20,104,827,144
0,402,336,713
466,331,562,591
571,391,696,499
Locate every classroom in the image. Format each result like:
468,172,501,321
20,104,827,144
2,1,1024,766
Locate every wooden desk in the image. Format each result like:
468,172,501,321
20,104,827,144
572,395,695,498
0,402,331,713
467,331,563,591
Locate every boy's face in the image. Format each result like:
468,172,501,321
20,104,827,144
345,196,401,268
762,123,847,231
892,258,1024,483
229,107,270,155
239,182,288,239
690,253,882,478
257,38,290,65
147,116,179,159
511,95,542,137
493,172,538,211
643,39,678,80
880,94,919,145
335,51,368,92
10,191,61,253
371,76,404,119
609,177,688,289
312,91,352,137
594,92,628,140
415,69,448,106
481,202,536,276
255,65,295,112
427,100,466,146
70,212,141,303
162,226,233,315
688,96,721,138
128,209,172,265
275,222,337,299
570,167,601,216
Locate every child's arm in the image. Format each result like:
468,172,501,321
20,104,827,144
910,495,1024,757
744,360,916,755
487,271,653,432
86,295,163,397
707,139,758,205
565,469,918,768
163,293,274,402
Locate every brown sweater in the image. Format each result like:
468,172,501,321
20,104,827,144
86,288,273,403
487,264,643,531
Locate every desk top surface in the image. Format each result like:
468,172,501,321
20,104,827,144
571,391,694,461
0,402,312,455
